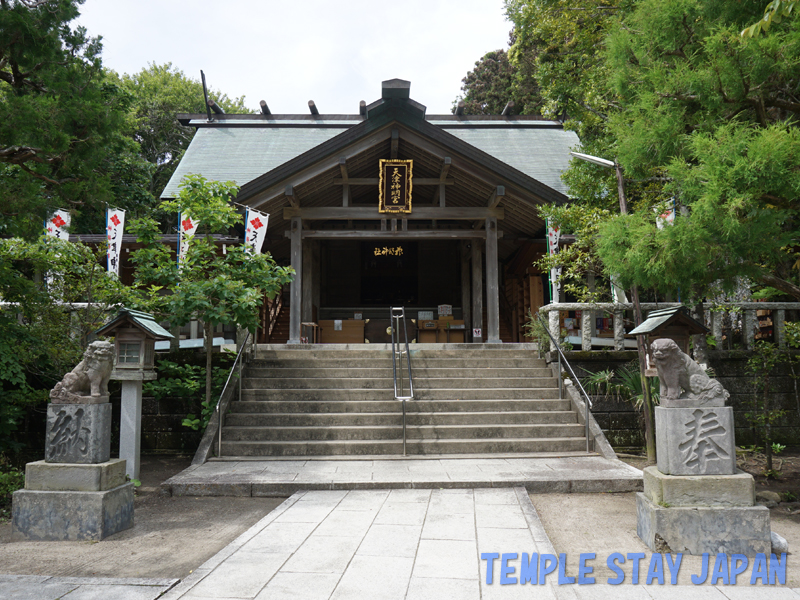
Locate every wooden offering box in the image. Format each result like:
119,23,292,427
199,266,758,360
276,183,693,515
418,319,465,343
318,320,365,344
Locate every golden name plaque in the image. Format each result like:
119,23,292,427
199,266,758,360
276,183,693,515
378,159,412,214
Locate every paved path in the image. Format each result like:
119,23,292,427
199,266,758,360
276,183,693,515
157,488,798,600
162,455,643,496
0,574,178,599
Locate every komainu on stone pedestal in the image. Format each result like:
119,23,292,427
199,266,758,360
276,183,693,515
49,340,114,404
651,338,729,408
637,337,772,555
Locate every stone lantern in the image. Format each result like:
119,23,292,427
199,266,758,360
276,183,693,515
96,308,173,480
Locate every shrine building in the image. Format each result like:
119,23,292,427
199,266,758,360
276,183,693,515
161,79,578,345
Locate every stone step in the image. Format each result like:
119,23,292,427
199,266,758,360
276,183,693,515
244,367,556,379
242,377,558,390
219,437,587,456
229,398,573,413
239,388,562,400
223,410,578,427
250,358,547,369
253,349,542,360
222,423,586,442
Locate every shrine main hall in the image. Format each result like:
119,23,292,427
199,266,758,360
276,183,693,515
162,79,578,345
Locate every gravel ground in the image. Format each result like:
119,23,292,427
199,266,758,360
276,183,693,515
0,455,285,579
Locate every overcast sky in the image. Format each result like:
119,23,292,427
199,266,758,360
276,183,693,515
75,0,513,115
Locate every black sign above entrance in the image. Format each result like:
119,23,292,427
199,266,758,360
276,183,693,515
379,159,413,214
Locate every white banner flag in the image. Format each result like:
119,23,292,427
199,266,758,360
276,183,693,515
44,209,70,240
547,220,562,302
656,200,676,230
106,208,125,276
178,212,200,269
244,208,269,254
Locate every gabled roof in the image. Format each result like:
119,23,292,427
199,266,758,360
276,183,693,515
629,306,708,336
96,307,174,340
162,83,578,201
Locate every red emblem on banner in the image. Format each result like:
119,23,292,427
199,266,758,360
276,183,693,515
51,215,66,228
250,217,263,229
110,214,121,227
181,218,194,231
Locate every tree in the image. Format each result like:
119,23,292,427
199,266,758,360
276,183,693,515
127,174,293,404
597,0,800,301
453,33,543,116
0,0,137,238
116,63,251,198
0,235,127,452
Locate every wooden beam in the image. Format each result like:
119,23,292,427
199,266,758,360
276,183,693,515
308,100,319,115
338,157,349,207
485,217,501,343
283,207,504,220
455,100,465,116
359,100,366,116
487,185,506,208
390,129,399,159
259,100,271,115
284,229,502,240
285,185,298,208
333,178,454,185
288,217,302,343
439,157,451,208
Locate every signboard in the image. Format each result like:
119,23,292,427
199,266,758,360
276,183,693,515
378,159,413,214
418,311,434,321
438,304,452,316
473,328,482,339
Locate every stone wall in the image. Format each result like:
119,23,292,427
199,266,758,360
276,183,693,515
551,349,800,453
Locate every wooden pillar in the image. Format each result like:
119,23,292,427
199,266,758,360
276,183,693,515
288,217,302,344
312,240,321,325
471,240,483,343
485,217,501,344
302,238,313,324
460,241,471,339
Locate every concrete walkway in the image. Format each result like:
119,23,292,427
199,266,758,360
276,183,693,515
6,485,799,599
156,488,798,600
0,574,178,599
161,455,644,496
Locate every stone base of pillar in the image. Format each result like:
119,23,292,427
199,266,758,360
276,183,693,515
12,482,134,541
636,492,770,555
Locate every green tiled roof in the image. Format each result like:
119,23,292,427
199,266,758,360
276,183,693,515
96,307,174,340
161,117,578,199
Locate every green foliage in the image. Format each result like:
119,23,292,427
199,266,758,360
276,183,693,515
583,361,660,411
772,442,787,455
746,340,786,471
523,309,572,354
115,63,251,198
0,0,140,238
504,0,800,303
742,0,798,37
0,236,126,453
454,32,543,116
144,355,234,433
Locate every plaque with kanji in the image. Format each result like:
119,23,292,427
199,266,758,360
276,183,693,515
378,159,413,214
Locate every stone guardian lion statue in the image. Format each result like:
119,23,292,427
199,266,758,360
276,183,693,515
650,338,729,407
50,340,115,403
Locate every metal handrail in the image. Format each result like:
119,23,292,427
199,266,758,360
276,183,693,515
217,330,251,457
390,306,414,456
535,312,593,453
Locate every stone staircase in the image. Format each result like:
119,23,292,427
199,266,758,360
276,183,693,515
219,344,591,456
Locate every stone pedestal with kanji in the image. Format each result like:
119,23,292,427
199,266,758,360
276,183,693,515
635,343,771,555
12,341,134,541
